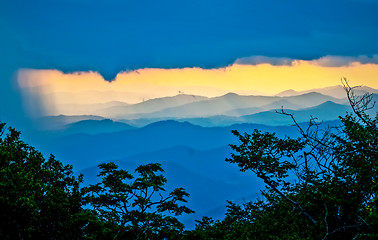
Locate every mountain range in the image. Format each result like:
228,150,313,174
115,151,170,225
36,86,359,130
28,84,377,228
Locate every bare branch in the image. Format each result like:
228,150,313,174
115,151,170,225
322,203,329,240
342,77,377,130
323,223,364,239
259,171,317,224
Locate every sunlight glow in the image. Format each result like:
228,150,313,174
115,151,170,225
17,59,378,116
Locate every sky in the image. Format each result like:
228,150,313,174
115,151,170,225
1,0,378,128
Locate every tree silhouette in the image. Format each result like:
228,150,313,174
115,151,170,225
83,162,194,239
0,123,89,239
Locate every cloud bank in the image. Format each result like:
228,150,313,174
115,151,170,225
234,55,378,67
310,55,378,67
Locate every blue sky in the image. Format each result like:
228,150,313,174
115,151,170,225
1,0,378,128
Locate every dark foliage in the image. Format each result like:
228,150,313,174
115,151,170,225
0,123,89,239
0,123,193,239
83,162,194,239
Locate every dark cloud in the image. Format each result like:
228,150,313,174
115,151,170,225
1,0,378,80
0,0,378,129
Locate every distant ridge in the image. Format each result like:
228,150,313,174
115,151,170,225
94,94,208,118
62,119,135,135
37,115,106,130
55,101,129,115
172,101,350,127
275,89,300,97
276,85,378,99
113,91,344,120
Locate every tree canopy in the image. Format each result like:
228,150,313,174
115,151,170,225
0,123,87,239
0,123,193,239
83,162,193,239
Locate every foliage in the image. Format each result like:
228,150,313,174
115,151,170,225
188,79,378,239
83,162,194,239
0,123,89,239
0,123,193,239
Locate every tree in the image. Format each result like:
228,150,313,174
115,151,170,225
0,123,90,239
0,122,194,239
83,162,194,239
188,79,378,239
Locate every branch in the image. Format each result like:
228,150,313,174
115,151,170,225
322,203,329,240
276,109,337,174
342,78,377,130
276,109,335,151
323,223,365,240
259,171,317,224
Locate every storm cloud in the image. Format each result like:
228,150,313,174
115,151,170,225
1,0,378,129
1,0,378,80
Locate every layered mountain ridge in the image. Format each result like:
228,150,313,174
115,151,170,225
29,85,377,228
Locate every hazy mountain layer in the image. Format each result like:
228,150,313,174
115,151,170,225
94,94,208,118
175,101,351,127
112,101,351,127
114,92,345,120
276,85,378,99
